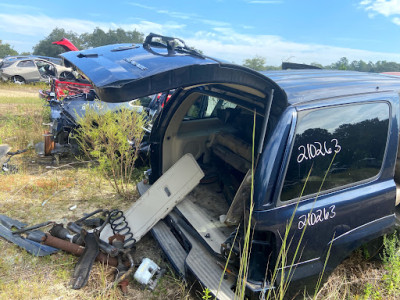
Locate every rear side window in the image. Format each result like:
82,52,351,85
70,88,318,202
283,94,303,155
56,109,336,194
185,95,237,120
17,60,35,68
281,102,390,201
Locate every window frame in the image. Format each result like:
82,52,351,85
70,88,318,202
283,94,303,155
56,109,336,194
276,100,392,206
16,60,35,68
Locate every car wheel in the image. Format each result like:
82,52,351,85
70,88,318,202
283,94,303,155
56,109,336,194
10,76,25,85
59,71,75,81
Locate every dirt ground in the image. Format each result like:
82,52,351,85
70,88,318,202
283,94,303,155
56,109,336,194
0,84,193,300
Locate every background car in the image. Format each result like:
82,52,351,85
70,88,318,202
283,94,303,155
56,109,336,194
1,55,63,66
0,57,73,84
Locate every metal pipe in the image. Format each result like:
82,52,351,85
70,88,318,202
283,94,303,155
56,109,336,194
67,222,119,257
12,221,54,235
41,233,119,267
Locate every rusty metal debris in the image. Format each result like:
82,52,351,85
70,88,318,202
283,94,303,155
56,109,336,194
0,215,58,256
0,208,165,294
41,233,119,266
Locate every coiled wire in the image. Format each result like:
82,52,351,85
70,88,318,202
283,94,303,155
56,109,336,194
108,209,136,249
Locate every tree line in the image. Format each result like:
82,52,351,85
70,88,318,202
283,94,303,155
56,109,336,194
243,55,400,73
1,27,400,73
0,27,144,58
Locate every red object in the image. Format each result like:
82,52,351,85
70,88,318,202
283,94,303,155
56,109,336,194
158,92,172,108
52,79,92,99
52,38,79,52
39,79,93,100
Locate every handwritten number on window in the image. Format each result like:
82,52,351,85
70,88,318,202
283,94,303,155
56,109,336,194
297,139,341,163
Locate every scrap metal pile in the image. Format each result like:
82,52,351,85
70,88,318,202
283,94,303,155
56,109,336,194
0,209,164,294
0,154,203,294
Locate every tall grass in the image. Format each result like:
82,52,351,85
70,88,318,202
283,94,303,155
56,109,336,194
266,153,337,299
233,109,257,299
224,106,338,299
0,90,45,149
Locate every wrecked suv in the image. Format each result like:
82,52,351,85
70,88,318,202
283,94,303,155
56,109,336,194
61,33,400,298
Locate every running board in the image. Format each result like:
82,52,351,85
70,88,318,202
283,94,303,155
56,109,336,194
170,212,236,300
152,221,186,277
154,212,236,300
176,199,227,254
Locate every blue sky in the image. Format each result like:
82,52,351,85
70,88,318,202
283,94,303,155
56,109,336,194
1,0,400,66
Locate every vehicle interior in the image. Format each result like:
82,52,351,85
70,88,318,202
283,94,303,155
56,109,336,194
159,83,277,258
36,60,56,78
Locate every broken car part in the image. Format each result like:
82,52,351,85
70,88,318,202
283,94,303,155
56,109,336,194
133,258,164,290
49,223,82,244
67,221,119,257
41,233,118,267
109,234,135,295
45,90,149,157
99,153,204,243
0,215,58,256
70,231,100,289
39,78,92,100
108,209,136,249
12,220,54,235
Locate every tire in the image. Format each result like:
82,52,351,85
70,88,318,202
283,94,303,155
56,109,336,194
10,76,25,84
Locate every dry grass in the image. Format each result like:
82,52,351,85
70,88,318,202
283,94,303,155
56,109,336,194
0,84,192,300
315,252,383,299
0,83,394,300
0,85,44,149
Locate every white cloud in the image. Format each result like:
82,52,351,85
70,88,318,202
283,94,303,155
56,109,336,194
0,3,42,11
128,2,199,20
359,0,400,17
0,13,184,37
128,3,154,10
0,14,99,36
246,0,283,3
127,2,231,27
187,30,400,65
242,25,255,29
2,12,400,66
393,16,400,24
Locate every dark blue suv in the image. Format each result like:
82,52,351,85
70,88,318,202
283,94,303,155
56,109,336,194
61,34,400,299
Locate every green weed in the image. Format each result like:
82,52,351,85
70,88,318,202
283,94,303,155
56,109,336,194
381,232,400,296
74,101,146,200
202,287,212,300
363,282,382,300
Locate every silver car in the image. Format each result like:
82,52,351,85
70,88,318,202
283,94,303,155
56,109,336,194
0,58,73,84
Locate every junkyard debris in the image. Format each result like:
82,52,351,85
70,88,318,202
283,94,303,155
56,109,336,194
134,258,164,290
